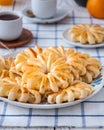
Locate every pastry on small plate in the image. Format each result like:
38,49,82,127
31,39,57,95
69,24,104,44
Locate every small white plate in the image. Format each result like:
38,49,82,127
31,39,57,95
63,28,104,48
22,7,69,24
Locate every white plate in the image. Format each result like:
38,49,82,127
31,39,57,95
22,7,69,24
63,28,104,48
0,53,104,109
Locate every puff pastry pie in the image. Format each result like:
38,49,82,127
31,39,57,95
0,46,102,104
69,24,104,44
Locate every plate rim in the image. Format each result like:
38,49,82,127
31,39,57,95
22,7,69,24
62,28,104,48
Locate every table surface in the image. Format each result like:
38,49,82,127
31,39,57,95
0,0,104,130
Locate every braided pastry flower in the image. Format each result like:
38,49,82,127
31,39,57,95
22,54,73,94
69,24,104,44
12,46,101,95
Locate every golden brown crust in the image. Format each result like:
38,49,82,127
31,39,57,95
0,46,102,104
48,82,94,104
69,24,104,44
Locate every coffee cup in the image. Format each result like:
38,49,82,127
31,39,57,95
0,11,22,41
31,0,57,19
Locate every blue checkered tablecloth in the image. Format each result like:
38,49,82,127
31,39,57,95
0,8,104,128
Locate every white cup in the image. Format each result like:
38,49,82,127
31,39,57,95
0,11,22,41
31,0,57,19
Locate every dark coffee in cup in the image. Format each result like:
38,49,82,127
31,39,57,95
0,11,22,41
0,14,19,21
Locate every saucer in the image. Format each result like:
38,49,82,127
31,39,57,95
0,28,33,48
62,28,104,48
22,7,69,24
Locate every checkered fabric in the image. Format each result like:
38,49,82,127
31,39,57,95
0,8,104,128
